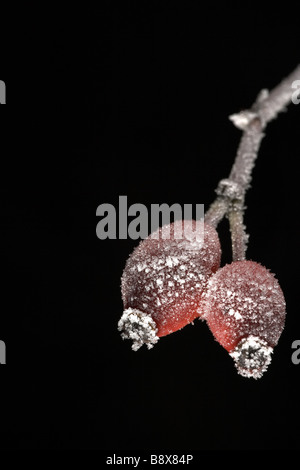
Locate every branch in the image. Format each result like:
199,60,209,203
205,65,300,259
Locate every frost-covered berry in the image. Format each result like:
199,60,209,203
204,260,286,379
118,220,221,350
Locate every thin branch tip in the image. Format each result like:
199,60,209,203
206,65,299,260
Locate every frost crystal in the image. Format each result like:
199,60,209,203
216,179,243,200
118,308,159,351
229,110,258,130
230,335,273,379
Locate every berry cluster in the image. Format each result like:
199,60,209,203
118,220,286,379
117,68,299,378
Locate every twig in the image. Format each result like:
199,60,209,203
205,65,300,260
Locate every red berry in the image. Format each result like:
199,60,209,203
204,260,286,378
119,220,221,350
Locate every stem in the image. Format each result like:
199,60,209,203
227,202,248,261
204,197,228,229
205,65,300,260
228,117,264,194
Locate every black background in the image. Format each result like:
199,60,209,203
1,2,300,452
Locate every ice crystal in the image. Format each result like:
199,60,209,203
118,308,159,351
230,335,273,379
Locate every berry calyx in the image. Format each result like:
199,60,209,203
203,260,286,378
118,308,159,351
119,220,221,350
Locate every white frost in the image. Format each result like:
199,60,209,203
229,110,258,130
230,335,273,379
228,308,243,320
118,308,159,351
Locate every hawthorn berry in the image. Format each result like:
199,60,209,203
203,260,286,378
118,220,221,350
